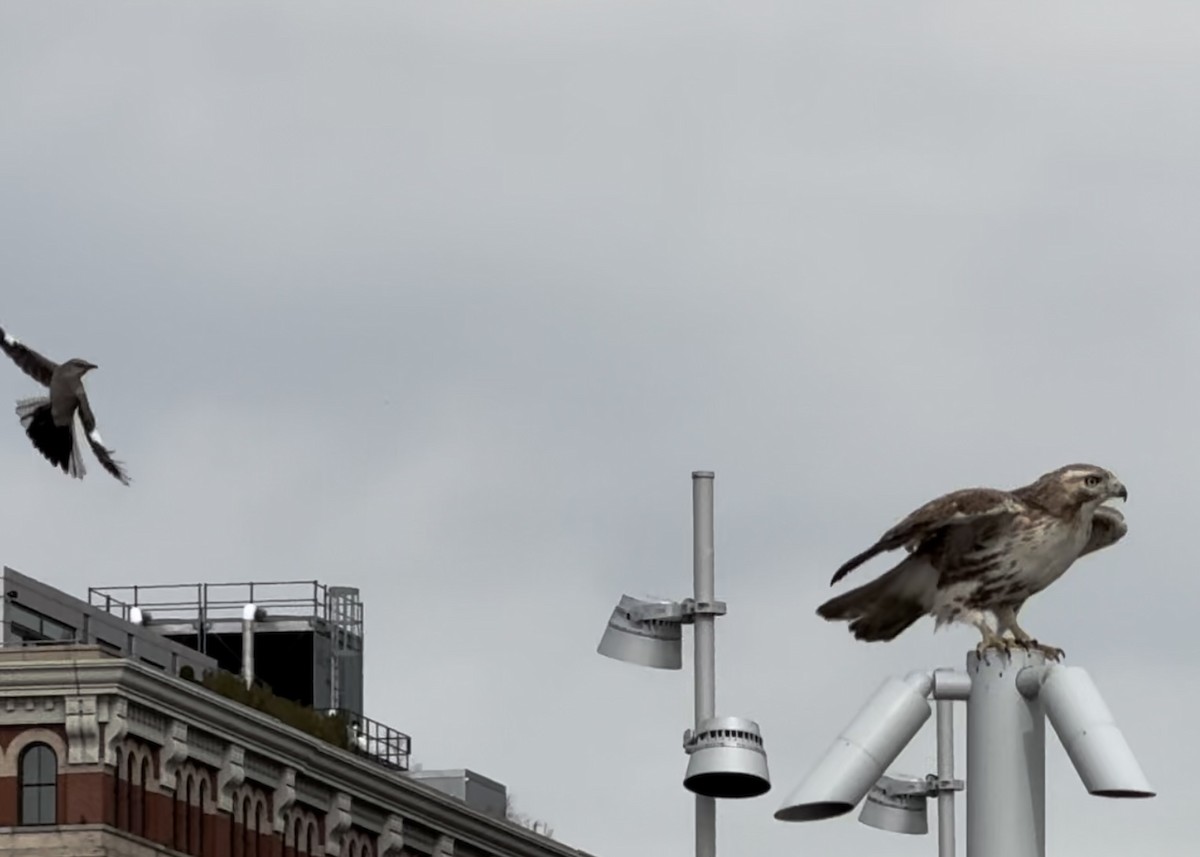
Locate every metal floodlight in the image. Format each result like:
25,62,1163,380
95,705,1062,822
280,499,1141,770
683,715,771,799
599,472,773,857
1017,663,1155,799
857,773,930,835
776,650,1153,857
596,594,684,670
128,606,151,625
775,671,932,822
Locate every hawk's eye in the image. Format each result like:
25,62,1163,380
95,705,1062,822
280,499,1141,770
1085,475,1102,487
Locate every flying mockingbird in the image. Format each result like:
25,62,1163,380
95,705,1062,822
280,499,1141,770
0,325,131,484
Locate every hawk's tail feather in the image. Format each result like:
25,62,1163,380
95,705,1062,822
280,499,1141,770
830,542,886,585
817,564,930,642
14,397,85,479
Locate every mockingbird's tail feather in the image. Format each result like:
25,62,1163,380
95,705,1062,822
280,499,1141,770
15,397,86,479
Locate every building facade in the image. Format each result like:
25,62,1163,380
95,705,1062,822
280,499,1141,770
0,568,595,857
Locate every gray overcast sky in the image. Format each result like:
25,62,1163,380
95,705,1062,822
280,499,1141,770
1,2,1195,854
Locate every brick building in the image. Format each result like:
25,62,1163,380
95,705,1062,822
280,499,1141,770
0,567,593,857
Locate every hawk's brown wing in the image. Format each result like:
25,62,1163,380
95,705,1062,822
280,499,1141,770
830,487,1024,585
1079,505,1126,558
0,327,57,387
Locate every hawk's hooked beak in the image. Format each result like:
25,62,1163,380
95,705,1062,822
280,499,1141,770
1113,482,1128,501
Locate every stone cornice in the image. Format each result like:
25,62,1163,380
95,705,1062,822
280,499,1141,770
0,651,591,857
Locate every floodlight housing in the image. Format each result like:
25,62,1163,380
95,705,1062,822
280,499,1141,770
1017,663,1155,799
596,594,683,670
858,774,929,835
775,671,932,822
129,606,150,626
683,715,771,798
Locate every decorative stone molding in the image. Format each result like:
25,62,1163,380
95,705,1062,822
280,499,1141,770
65,695,101,765
245,750,282,786
0,696,62,724
127,701,168,740
102,697,129,767
217,744,245,812
272,766,296,833
433,833,456,857
378,814,405,857
159,720,189,791
324,791,352,855
296,773,332,809
188,727,224,763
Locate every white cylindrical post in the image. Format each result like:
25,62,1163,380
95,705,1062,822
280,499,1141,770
242,603,257,690
1017,664,1154,799
966,650,1046,857
692,471,717,857
937,699,956,857
775,672,932,821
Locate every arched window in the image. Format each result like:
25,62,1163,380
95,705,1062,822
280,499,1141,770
19,743,57,825
288,813,302,857
125,751,136,832
184,772,194,853
139,756,151,837
128,751,141,835
114,748,125,829
229,789,238,857
197,775,208,856
257,798,269,857
243,793,256,857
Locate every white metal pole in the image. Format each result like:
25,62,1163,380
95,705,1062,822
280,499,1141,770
242,603,257,690
692,471,717,857
966,649,1046,857
936,699,956,857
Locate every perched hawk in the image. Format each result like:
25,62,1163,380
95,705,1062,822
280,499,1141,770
816,464,1127,660
0,325,131,484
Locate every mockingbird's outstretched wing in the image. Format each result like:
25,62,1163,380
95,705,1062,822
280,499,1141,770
76,389,131,485
0,326,57,387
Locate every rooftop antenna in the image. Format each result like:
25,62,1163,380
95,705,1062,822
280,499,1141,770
775,647,1154,856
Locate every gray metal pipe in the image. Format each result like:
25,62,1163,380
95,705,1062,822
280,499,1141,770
936,699,956,857
692,471,717,857
966,650,1046,857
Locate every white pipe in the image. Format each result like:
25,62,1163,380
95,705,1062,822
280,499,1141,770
1017,664,1154,799
242,602,257,690
966,650,1045,857
775,672,932,821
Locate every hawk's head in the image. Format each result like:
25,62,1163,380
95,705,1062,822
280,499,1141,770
1034,463,1127,516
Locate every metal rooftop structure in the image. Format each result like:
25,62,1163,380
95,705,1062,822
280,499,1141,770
86,578,413,772
87,579,362,640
